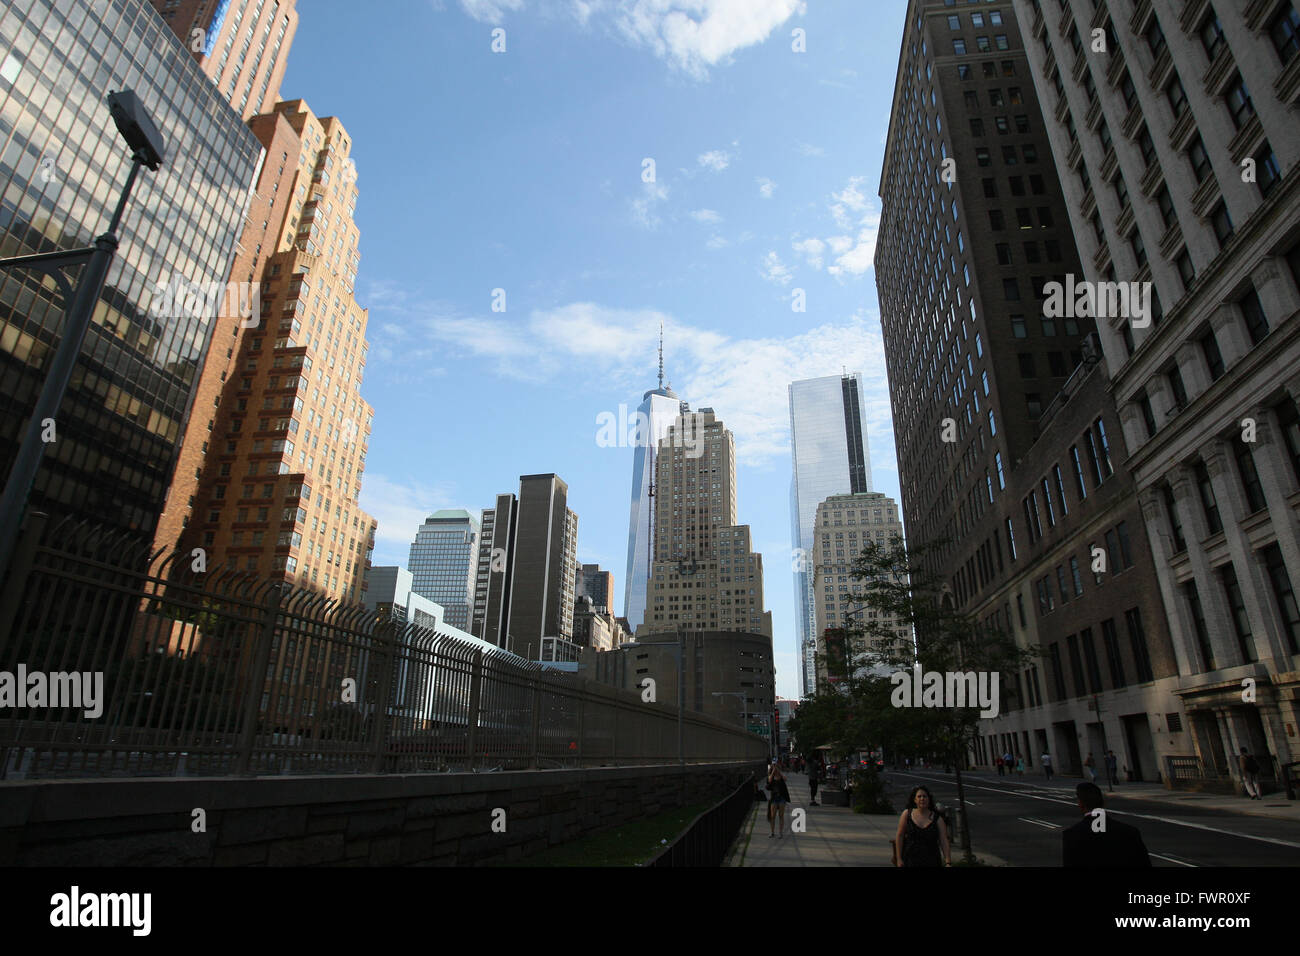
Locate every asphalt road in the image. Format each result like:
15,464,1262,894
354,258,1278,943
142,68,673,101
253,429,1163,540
892,770,1300,866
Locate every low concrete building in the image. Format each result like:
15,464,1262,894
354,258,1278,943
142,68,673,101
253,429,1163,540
587,630,776,746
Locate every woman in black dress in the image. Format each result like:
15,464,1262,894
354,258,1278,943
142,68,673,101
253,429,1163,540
893,785,951,867
767,761,791,838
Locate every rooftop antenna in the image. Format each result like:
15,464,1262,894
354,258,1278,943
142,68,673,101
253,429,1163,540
658,321,665,390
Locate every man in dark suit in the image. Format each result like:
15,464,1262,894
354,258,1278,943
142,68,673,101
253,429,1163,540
1062,782,1151,867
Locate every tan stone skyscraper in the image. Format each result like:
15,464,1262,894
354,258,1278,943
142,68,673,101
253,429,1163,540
178,99,375,603
150,0,299,120
812,492,908,692
641,409,772,637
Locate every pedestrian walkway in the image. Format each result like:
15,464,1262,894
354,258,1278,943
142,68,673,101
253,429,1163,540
919,769,1300,822
727,773,897,867
726,772,1008,867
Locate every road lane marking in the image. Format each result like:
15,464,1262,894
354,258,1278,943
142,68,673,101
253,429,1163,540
1149,852,1198,867
1019,817,1061,829
902,773,1300,850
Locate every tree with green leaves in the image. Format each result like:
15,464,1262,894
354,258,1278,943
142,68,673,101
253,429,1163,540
837,533,1035,858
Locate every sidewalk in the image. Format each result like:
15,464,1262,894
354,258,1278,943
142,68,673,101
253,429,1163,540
728,772,1003,867
914,768,1300,822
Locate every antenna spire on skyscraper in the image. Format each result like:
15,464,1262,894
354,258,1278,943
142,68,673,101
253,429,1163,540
658,321,665,390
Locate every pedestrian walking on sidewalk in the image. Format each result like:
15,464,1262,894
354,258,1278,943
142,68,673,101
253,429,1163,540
1239,748,1262,800
1084,753,1098,784
1042,752,1053,780
996,756,1005,777
894,786,951,868
767,761,791,837
808,759,821,806
1105,751,1119,791
1015,756,1025,777
1062,783,1151,867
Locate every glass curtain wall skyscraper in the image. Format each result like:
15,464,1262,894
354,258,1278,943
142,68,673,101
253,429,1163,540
624,331,689,634
0,0,261,543
789,373,873,697
408,509,479,631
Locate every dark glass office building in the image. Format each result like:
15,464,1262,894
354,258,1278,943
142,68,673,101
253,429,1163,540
0,0,261,539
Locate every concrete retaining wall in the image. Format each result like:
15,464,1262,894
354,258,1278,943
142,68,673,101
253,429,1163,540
0,761,763,866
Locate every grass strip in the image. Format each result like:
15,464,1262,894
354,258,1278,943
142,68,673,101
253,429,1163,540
507,802,711,867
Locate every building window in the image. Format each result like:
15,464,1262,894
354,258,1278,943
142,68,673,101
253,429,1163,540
1199,10,1226,62
1233,438,1267,513
1066,634,1087,696
1219,564,1257,664
1275,398,1300,488
1005,516,1017,561
1116,522,1134,570
1194,461,1223,534
1049,643,1066,699
1070,446,1088,499
1105,528,1122,579
1260,543,1300,654
1225,73,1255,130
1188,135,1213,184
1156,185,1176,229
1094,419,1115,478
1239,286,1269,346
1081,628,1103,694
1137,390,1158,438
1167,364,1188,409
1125,608,1155,683
1210,202,1234,247
1200,329,1226,381
1184,582,1216,671
1270,3,1300,65
1052,464,1069,516
1163,484,1186,553
1166,74,1188,118
1101,618,1126,688
1254,141,1282,198
1084,429,1105,486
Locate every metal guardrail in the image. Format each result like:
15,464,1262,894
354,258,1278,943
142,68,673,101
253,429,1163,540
0,513,767,779
647,776,757,867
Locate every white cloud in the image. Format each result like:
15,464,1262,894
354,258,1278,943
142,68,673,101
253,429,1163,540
630,180,670,229
689,208,722,223
795,175,882,280
829,176,870,229
796,142,825,157
457,0,524,21
756,176,776,199
370,299,893,469
360,473,463,566
760,251,793,285
705,235,729,249
791,237,825,270
697,149,730,171
611,0,807,78
458,0,805,76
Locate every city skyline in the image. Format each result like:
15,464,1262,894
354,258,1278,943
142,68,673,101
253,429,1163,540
1,0,1297,883
287,1,910,699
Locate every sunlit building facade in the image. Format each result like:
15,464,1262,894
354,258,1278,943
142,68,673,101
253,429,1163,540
789,373,873,696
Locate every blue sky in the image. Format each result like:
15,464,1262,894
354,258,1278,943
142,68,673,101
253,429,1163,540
281,0,908,698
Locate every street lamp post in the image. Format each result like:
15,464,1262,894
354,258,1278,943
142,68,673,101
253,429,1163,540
0,90,165,586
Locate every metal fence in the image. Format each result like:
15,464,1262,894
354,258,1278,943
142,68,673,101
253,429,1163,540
647,775,758,867
0,513,767,779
